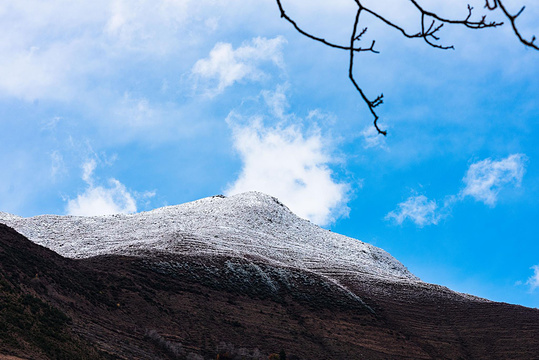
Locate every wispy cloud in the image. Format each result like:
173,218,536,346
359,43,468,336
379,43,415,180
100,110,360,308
66,159,136,216
50,150,66,181
386,154,528,226
360,123,388,150
225,110,348,226
192,36,286,96
460,154,527,206
385,194,441,227
261,83,289,120
525,265,539,292
0,0,228,101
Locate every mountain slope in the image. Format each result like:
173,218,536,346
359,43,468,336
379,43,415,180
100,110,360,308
0,224,113,359
0,223,411,359
1,192,416,280
2,222,538,359
1,192,539,359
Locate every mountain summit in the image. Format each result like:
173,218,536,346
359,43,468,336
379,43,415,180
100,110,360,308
0,191,416,282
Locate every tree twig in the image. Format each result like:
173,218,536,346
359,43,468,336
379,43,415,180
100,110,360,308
275,0,538,136
487,0,538,50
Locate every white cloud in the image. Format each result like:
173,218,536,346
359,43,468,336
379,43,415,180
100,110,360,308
192,36,287,96
225,116,348,226
0,0,227,101
66,159,136,216
460,154,527,206
0,41,79,101
261,83,289,120
102,0,199,52
385,195,441,227
114,93,155,128
81,158,97,184
386,153,528,227
525,265,539,292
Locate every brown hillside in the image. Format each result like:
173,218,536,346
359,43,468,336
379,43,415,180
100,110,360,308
1,223,538,359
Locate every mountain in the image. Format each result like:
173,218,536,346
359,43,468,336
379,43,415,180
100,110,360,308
1,192,538,359
0,192,414,281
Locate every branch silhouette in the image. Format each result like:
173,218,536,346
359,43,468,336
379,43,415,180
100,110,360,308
276,0,538,136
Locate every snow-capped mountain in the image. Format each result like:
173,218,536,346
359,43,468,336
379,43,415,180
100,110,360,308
2,192,539,359
0,192,416,283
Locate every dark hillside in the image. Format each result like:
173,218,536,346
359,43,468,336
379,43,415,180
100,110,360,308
0,224,112,359
1,223,538,359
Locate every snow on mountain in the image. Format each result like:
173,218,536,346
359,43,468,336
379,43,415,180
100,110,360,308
0,192,418,282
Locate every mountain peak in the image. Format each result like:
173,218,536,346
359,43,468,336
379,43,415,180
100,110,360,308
0,192,417,283
150,191,293,220
227,191,289,208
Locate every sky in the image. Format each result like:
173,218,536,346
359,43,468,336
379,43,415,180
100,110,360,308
0,0,538,308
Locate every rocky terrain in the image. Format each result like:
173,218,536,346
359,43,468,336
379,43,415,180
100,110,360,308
1,192,538,359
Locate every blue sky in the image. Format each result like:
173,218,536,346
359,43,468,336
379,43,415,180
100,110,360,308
1,0,538,308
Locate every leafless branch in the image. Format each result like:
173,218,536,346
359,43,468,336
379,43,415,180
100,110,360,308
275,0,538,136
275,0,377,52
485,0,538,50
349,5,386,135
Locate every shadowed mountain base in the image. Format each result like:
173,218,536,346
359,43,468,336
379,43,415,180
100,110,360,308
1,223,538,359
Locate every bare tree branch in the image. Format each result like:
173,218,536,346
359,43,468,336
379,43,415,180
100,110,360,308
486,0,539,50
276,0,374,52
275,0,538,137
349,3,386,135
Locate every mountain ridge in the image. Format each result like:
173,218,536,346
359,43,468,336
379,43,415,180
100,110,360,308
0,191,418,283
